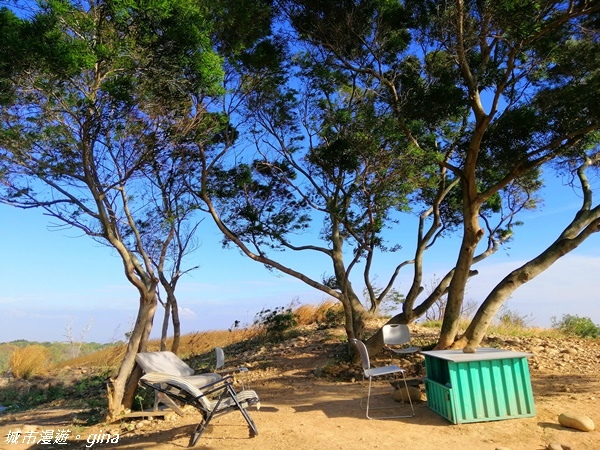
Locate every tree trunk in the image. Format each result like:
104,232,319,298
160,298,171,352
454,219,600,349
339,291,369,341
437,205,484,349
170,295,181,354
107,290,157,419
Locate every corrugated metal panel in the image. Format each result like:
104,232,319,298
424,351,536,424
424,379,455,423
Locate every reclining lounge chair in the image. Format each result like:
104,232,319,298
139,372,260,446
135,351,222,414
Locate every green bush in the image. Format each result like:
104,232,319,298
317,305,345,329
254,306,298,342
551,314,600,338
497,308,533,329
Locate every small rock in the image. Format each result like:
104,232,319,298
561,348,578,355
391,386,426,402
558,412,595,432
495,447,511,450
462,346,476,353
547,444,573,450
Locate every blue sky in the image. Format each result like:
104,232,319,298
0,170,599,344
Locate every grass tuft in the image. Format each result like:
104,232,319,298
9,345,51,379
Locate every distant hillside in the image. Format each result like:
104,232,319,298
0,340,120,373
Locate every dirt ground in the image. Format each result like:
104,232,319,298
1,326,598,450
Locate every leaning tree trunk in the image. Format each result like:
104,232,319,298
454,156,600,349
454,215,600,349
107,290,157,419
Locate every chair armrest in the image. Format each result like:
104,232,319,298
218,367,249,375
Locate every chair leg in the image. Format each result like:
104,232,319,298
188,411,210,447
399,371,415,418
366,377,373,419
188,385,259,446
225,384,259,437
361,374,415,420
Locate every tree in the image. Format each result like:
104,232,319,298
456,152,600,349
139,138,203,354
268,0,600,350
194,45,445,341
0,0,223,417
192,0,567,347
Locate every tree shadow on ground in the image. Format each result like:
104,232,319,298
531,373,599,396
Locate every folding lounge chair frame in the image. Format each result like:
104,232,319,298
214,346,249,388
139,372,259,447
135,351,222,415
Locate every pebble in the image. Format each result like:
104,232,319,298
547,444,573,450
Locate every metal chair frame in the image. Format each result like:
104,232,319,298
139,373,259,446
352,339,415,420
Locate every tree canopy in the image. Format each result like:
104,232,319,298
1,1,599,411
193,0,600,347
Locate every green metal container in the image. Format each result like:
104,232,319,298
422,348,536,424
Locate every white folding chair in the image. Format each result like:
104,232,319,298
352,338,415,419
382,324,420,361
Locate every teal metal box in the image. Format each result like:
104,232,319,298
422,348,536,424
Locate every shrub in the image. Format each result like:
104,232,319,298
551,314,600,338
254,305,298,342
319,304,345,329
496,307,534,330
9,345,51,379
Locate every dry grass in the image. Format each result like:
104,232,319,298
9,345,51,379
54,302,339,371
56,327,260,370
53,301,567,372
295,300,344,325
486,324,564,338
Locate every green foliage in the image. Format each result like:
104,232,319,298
551,314,600,338
316,306,345,330
0,381,66,411
254,305,298,342
0,369,110,419
133,388,155,412
496,307,534,330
